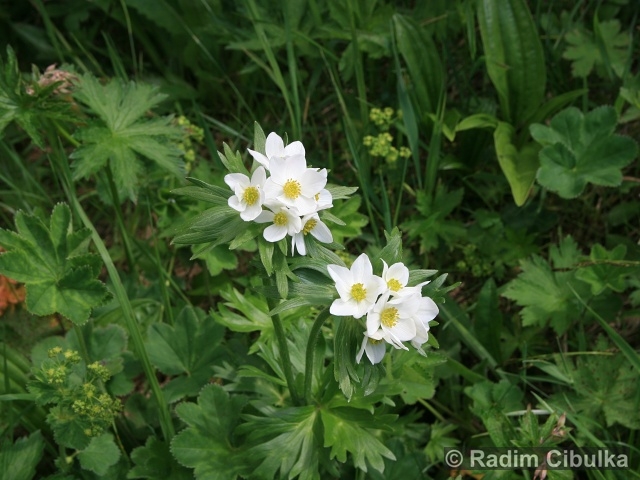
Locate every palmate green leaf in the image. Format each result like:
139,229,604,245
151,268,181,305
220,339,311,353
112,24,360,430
171,385,249,480
128,437,192,480
77,434,121,476
71,75,184,202
0,204,109,325
502,236,591,334
0,431,44,480
530,106,638,198
240,406,320,480
549,338,640,430
145,307,225,403
320,407,396,474
563,19,630,79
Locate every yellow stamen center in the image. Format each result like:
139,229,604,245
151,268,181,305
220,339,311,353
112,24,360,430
302,219,317,235
387,278,402,292
243,186,259,205
350,283,367,302
283,179,302,199
369,338,383,345
273,212,288,226
380,307,399,328
315,193,320,201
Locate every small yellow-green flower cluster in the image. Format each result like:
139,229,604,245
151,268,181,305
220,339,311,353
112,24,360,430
363,107,411,166
33,348,122,438
71,382,122,437
44,347,81,385
175,115,205,169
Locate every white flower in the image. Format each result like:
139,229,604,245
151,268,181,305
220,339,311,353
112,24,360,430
327,253,386,319
366,293,420,347
381,260,429,297
314,188,333,212
291,214,333,256
224,166,267,221
254,205,302,242
263,156,327,216
356,331,387,365
410,296,439,352
247,132,305,170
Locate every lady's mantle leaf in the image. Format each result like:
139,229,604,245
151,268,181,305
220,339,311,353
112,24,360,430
0,204,109,325
129,437,192,480
70,75,184,202
530,106,638,198
77,434,121,476
171,385,249,480
145,306,225,402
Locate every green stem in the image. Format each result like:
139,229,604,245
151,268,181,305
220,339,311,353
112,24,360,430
267,298,301,406
303,308,330,404
104,166,136,273
49,148,175,442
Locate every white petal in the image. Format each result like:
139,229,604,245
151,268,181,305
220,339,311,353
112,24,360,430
388,262,410,286
240,203,262,221
228,195,243,212
224,173,249,191
385,318,416,342
247,149,270,169
293,196,317,216
251,166,267,186
265,132,285,158
417,296,439,320
300,169,327,196
366,341,386,364
353,299,373,319
351,253,372,282
356,335,368,364
381,260,389,280
286,154,308,176
263,224,287,242
263,178,282,200
254,210,274,224
310,221,333,243
330,298,358,317
366,311,381,336
284,140,305,158
294,233,306,256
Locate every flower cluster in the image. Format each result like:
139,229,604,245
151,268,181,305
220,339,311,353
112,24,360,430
327,254,438,365
224,132,333,255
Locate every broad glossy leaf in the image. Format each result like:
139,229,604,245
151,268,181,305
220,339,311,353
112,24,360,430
493,122,540,206
392,14,443,115
477,0,546,125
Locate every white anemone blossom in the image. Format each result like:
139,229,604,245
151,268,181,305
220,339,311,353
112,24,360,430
291,213,333,256
382,260,429,297
224,166,267,221
366,293,421,348
410,296,439,352
356,331,387,365
254,204,302,242
263,156,327,216
247,132,305,170
327,254,386,319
